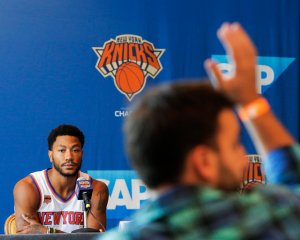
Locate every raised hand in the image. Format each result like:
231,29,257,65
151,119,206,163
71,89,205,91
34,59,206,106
205,22,259,106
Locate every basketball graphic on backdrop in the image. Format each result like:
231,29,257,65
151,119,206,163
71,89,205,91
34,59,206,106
93,34,164,100
115,62,145,99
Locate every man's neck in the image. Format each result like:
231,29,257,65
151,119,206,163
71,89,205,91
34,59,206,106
47,168,77,200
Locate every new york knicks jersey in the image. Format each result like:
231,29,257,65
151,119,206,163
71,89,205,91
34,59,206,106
29,169,91,233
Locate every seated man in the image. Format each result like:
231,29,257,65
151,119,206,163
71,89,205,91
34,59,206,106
99,23,300,239
14,124,109,233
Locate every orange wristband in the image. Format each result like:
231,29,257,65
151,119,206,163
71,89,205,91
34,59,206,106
238,97,270,121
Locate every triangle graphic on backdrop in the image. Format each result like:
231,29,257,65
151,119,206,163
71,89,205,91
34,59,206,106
212,55,295,94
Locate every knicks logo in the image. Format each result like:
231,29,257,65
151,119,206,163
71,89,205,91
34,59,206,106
93,35,164,100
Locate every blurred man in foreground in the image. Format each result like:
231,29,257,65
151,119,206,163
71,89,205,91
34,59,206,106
100,23,300,239
14,124,108,233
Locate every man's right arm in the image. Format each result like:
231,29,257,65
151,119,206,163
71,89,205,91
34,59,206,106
205,23,295,156
13,176,48,234
205,23,299,186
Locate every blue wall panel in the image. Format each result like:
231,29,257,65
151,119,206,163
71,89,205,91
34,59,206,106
0,0,299,233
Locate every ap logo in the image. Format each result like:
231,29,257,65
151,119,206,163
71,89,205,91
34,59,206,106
212,55,295,93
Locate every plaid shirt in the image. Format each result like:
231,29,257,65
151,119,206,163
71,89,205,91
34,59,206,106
99,145,300,240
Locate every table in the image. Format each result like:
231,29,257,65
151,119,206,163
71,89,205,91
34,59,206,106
0,233,102,240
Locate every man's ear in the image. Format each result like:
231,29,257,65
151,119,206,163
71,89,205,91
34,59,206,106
190,145,218,184
48,150,53,163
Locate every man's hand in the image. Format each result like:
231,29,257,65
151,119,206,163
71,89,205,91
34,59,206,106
16,214,47,234
205,22,294,155
205,22,259,106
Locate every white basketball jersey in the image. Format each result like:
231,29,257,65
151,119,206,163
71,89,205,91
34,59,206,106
30,169,91,233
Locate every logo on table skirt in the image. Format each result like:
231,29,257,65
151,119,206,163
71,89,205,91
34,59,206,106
93,35,165,101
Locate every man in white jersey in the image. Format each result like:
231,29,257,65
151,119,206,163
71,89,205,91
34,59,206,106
13,124,109,233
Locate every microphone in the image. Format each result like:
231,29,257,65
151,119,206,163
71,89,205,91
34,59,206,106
75,177,93,211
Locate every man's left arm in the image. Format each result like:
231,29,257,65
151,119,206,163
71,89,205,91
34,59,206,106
87,180,109,232
263,144,300,186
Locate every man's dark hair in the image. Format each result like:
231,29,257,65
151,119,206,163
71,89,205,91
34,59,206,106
48,124,85,150
124,81,234,188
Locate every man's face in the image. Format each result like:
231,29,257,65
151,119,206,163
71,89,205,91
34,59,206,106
213,109,247,191
48,135,83,177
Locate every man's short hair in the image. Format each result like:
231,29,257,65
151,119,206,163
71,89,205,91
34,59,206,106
48,124,85,150
124,81,234,188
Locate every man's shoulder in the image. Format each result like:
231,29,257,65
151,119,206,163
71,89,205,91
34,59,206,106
14,175,35,190
85,173,108,191
13,175,40,204
29,169,46,175
14,169,48,194
91,179,109,197
15,169,45,183
242,183,300,198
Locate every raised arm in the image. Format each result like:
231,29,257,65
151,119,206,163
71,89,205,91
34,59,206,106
13,176,48,234
87,180,109,232
205,22,294,157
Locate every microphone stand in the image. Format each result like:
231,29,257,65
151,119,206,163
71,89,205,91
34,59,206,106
71,201,99,233
83,202,88,228
72,198,105,233
82,192,91,229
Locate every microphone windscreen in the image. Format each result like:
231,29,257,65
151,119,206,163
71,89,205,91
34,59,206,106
75,177,93,200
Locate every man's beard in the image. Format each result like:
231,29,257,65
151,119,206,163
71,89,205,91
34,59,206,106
217,158,241,192
52,157,81,177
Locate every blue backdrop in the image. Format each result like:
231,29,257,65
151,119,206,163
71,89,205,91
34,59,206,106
0,0,299,233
